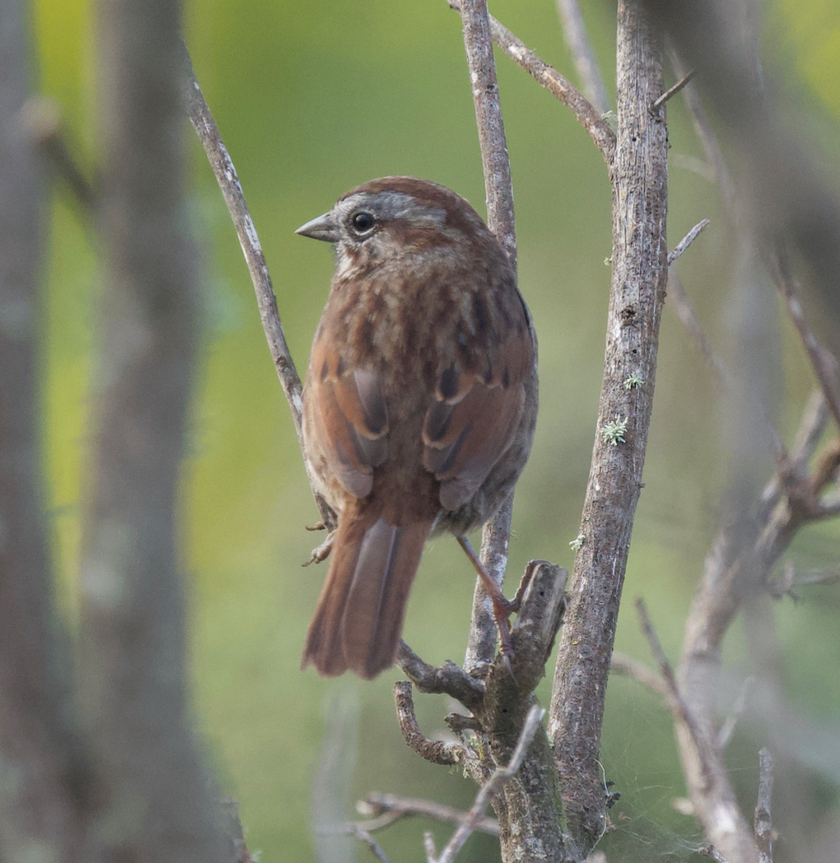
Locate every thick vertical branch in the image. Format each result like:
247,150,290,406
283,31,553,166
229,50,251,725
79,0,226,859
0,1,86,858
548,0,668,852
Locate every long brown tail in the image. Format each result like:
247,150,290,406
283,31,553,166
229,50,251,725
301,514,433,679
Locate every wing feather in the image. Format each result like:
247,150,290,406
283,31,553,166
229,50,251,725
306,338,389,500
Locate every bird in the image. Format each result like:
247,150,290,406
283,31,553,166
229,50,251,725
296,176,538,679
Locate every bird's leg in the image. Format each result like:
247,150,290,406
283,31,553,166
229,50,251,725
303,529,335,567
457,536,518,665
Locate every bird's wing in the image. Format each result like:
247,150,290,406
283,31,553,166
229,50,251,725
422,296,534,512
305,337,388,499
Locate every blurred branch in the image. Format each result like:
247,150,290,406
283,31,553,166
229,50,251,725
354,826,394,863
700,846,730,863
667,272,728,382
549,0,668,853
78,1,228,858
555,0,611,114
652,0,840,354
0,3,86,857
662,17,840,853
354,792,500,836
610,652,671,701
20,96,97,211
221,799,257,863
178,40,335,529
769,251,840,433
754,748,774,863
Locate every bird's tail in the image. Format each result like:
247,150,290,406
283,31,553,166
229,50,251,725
301,512,433,679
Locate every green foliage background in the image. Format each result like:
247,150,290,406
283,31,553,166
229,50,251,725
32,0,840,860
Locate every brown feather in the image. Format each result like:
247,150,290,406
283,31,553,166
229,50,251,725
301,510,432,679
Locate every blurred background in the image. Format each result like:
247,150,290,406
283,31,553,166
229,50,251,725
33,0,840,860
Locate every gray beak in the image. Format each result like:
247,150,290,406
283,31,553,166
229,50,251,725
295,212,340,243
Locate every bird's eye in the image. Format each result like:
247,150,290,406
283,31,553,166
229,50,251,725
350,211,376,235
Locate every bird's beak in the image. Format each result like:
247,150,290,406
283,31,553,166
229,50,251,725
295,212,340,243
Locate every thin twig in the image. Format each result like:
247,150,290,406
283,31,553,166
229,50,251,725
433,705,544,863
353,826,393,863
393,682,464,767
455,0,517,267
754,748,774,863
448,1,615,162
178,39,335,529
20,97,97,211
652,68,696,110
424,831,438,863
491,13,615,162
667,273,729,382
669,46,736,214
769,252,840,433
610,652,672,702
667,219,709,266
350,793,500,837
555,0,612,114
716,677,754,750
452,0,521,675
670,153,718,184
635,599,714,786
397,642,485,712
699,846,729,863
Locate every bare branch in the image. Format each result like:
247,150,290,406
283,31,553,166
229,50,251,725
20,97,97,211
397,642,485,713
424,831,439,863
0,5,85,855
668,272,729,381
669,47,737,214
353,826,394,863
716,677,754,750
699,846,730,863
450,0,523,676
652,67,695,110
433,706,545,863
555,0,612,114
221,798,257,863
465,496,513,675
178,40,335,529
610,652,672,702
549,1,669,850
667,219,709,266
393,682,465,767
352,792,500,837
80,2,228,858
635,599,716,778
489,12,616,161
754,748,774,863
769,252,840,433
455,0,516,266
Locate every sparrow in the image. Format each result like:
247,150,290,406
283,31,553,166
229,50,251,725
296,176,537,679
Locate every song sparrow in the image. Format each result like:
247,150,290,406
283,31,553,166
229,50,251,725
296,177,538,679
